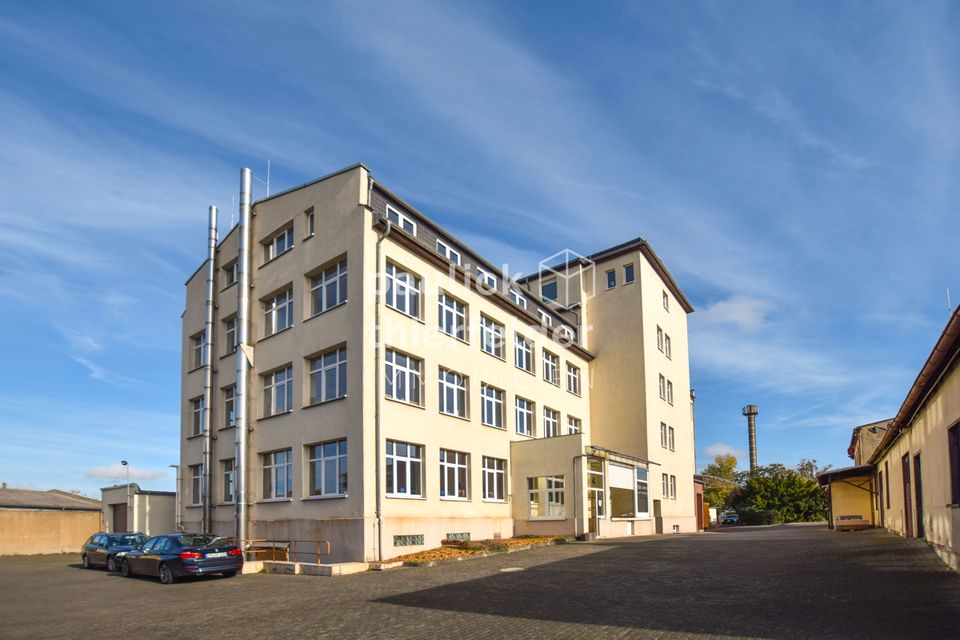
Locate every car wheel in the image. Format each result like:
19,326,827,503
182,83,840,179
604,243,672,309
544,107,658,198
120,560,132,578
82,554,94,569
158,563,175,585
107,557,117,572
221,571,237,578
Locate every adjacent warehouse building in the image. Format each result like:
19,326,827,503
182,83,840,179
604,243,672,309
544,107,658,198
0,487,101,555
100,484,176,536
179,164,697,562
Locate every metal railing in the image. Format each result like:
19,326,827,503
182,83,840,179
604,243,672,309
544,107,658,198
245,539,331,565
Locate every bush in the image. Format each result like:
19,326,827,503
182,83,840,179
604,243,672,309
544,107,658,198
736,507,777,526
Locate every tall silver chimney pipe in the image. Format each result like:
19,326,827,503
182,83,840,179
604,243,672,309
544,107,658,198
234,168,252,545
742,404,759,472
201,204,218,533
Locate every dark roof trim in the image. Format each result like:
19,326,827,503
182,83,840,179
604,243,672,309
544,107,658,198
869,305,960,465
818,464,875,486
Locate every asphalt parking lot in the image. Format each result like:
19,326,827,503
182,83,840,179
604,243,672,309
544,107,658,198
1,524,958,639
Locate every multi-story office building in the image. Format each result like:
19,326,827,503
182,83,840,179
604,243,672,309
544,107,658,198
179,163,696,562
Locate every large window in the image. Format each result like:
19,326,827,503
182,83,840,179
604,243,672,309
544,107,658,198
263,226,294,262
439,368,468,418
223,386,236,428
385,349,422,405
637,469,649,516
662,473,669,498
541,280,558,302
608,465,650,519
386,440,422,497
224,317,237,354
262,449,293,499
310,259,347,316
386,204,417,235
385,263,421,319
222,459,235,503
543,350,559,385
438,292,467,341
482,457,506,501
516,397,534,436
543,407,560,437
949,424,960,505
190,464,203,505
190,397,205,436
566,363,581,395
528,476,564,518
309,347,347,404
515,334,534,373
480,316,504,358
263,366,293,417
191,331,207,369
669,475,677,499
308,439,347,497
439,449,469,499
481,383,504,428
436,239,461,265
660,422,668,449
264,289,293,336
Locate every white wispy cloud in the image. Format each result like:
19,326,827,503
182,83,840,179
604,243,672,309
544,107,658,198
698,295,772,332
85,463,167,481
703,443,746,459
71,356,147,390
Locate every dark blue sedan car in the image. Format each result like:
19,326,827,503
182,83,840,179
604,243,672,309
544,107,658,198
119,533,243,584
81,532,149,572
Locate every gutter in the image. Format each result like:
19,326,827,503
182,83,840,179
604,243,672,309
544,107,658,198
372,175,390,562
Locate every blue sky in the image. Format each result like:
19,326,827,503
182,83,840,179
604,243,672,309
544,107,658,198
2,1,958,495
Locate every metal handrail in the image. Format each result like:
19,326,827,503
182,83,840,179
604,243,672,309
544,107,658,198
244,538,331,564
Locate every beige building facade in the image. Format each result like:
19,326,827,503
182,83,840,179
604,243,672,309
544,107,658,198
179,164,698,562
100,484,176,536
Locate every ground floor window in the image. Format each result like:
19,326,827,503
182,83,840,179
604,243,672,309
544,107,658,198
528,475,565,518
222,459,235,503
439,449,469,499
262,449,293,499
482,456,506,501
588,458,605,518
190,464,203,505
386,440,423,497
308,439,347,497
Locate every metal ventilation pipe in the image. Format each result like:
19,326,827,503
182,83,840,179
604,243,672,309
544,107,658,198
201,204,218,534
234,168,253,545
742,404,759,472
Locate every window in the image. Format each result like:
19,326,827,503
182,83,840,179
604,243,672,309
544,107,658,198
436,239,461,265
439,449,469,499
515,334,534,373
509,288,528,309
610,463,642,518
637,468,649,516
663,290,670,311
305,207,315,236
263,366,293,417
588,458,605,517
262,449,293,499
309,347,347,404
606,269,616,289
669,475,677,499
438,292,467,340
662,473,669,499
541,280,558,302
310,259,347,315
476,267,497,290
191,331,207,368
624,263,635,284
480,316,505,358
480,384,504,428
190,397,205,436
665,334,672,359
516,397,534,436
667,380,674,405
658,374,666,400
566,363,581,395
223,386,236,428
263,226,294,262
190,464,203,505
528,476,564,518
385,350,422,405
949,424,960,504
477,457,506,502
438,368,468,418
543,407,560,437
223,261,238,287
222,459,235,503
542,350,559,385
557,325,575,341
884,461,891,508
385,263,421,319
538,309,553,327
264,289,293,336
308,439,347,497
657,326,664,352
660,422,668,449
224,317,238,354
567,416,581,434
386,440,422,497
385,204,416,235
668,426,675,451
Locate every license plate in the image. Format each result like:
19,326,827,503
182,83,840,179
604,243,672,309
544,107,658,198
206,552,227,558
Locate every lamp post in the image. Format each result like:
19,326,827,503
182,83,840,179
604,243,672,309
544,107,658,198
121,460,130,533
169,464,181,531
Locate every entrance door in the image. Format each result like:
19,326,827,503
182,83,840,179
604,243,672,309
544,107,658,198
695,493,704,530
913,454,924,538
112,503,127,532
901,454,913,538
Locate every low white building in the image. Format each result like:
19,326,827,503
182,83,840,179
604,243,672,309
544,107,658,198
101,484,176,536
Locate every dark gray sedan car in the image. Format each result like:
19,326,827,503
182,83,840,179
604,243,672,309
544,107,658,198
119,534,243,584
81,532,149,572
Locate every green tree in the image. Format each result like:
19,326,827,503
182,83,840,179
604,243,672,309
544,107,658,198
701,454,738,510
731,460,828,523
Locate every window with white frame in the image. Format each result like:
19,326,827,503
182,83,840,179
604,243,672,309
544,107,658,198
191,331,207,368
509,288,528,309
624,263,635,284
669,475,677,499
667,380,674,405
516,397,534,436
385,262,421,319
309,347,347,404
263,289,293,336
566,363,581,395
662,473,669,499
541,279,558,302
637,468,649,516
386,440,422,497
609,463,637,518
657,326,664,352
305,207,315,236
439,449,469,499
481,383,504,429
665,334,672,359
385,204,417,235
567,415,581,434
308,439,347,497
476,266,497,290
663,290,670,311
658,374,666,400
222,459,235,503
310,259,347,316
538,309,553,327
436,239,461,265
263,366,293,417
588,458,605,517
528,476,564,518
480,316,504,358
223,261,238,287
543,350,559,385
543,407,560,437
438,292,467,341
263,226,294,262
262,449,293,499
438,368,468,418
190,464,203,505
557,325,575,342
190,397,204,436
606,269,616,289
515,334,534,373
223,386,236,428
224,317,238,354
385,349,422,405
660,422,668,448
668,426,675,451
482,457,506,501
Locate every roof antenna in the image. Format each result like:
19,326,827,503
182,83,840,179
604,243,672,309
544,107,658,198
252,160,272,197
948,288,953,312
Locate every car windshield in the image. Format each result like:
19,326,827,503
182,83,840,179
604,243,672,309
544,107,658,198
177,534,226,548
109,534,148,545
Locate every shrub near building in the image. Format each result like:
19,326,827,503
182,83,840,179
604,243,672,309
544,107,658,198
731,461,829,524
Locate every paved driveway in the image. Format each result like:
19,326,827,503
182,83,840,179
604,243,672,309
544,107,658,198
1,524,957,639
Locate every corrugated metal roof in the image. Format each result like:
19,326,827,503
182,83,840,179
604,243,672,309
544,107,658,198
0,488,101,511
